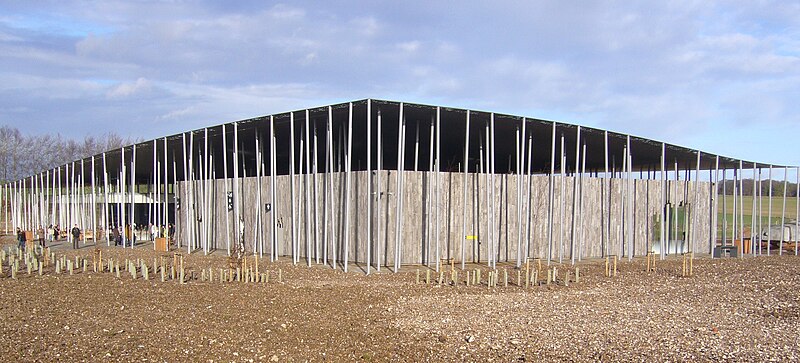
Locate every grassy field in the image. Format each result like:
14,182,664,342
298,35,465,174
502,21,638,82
717,195,798,237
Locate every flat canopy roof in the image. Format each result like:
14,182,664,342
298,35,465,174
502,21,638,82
11,99,796,186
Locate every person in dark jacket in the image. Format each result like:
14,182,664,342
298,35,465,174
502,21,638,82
16,228,26,250
71,224,81,249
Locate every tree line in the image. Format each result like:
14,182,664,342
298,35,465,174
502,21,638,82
0,125,139,183
717,179,799,197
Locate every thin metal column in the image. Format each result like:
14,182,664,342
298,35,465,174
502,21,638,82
343,103,353,273
394,103,406,272
559,134,565,264
270,116,278,261
435,107,441,271
660,143,665,259
102,153,109,245
376,109,383,272
233,124,240,256
547,122,556,265
366,100,372,273
222,124,230,256
780,166,788,255
604,131,609,257
305,109,313,266
461,111,470,270
767,165,773,255
570,127,581,265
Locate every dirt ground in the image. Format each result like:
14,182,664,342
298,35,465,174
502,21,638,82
1,236,799,362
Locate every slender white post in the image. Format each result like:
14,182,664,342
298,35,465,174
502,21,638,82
222,125,230,255
604,131,609,256
376,109,383,272
366,100,372,273
559,134,565,264
547,122,556,264
435,107,441,271
780,166,788,255
270,116,278,261
393,103,405,272
461,111,470,270
768,165,773,255
305,109,313,266
290,112,298,264
570,127,581,265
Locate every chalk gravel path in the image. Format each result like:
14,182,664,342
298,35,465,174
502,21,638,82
1,235,798,362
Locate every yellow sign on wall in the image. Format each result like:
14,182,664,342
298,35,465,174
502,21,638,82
465,235,477,240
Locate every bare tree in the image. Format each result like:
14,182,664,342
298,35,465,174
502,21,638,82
0,125,139,183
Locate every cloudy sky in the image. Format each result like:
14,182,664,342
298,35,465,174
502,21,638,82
1,1,798,166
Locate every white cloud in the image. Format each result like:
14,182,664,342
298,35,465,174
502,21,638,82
106,77,152,99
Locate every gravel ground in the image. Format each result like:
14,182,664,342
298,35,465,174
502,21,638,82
1,236,798,362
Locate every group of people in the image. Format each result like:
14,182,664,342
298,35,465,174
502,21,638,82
107,223,175,247
16,224,81,249
12,222,174,250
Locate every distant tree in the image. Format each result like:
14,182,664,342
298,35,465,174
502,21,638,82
0,125,139,183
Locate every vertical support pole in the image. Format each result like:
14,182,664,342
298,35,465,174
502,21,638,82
461,111,470,270
712,156,719,255
394,103,406,272
517,117,526,266
524,133,533,261
559,134,565,264
366,100,372,274
270,116,278,261
768,165,773,255
660,143,666,259
570,126,581,265
435,107,441,271
751,163,757,256
255,133,263,257
91,155,96,242
739,161,745,255
290,112,297,264
301,109,311,267
103,153,109,244
233,124,240,257
222,124,230,256
81,159,86,244
579,143,586,261
325,107,335,269
732,168,737,249
547,122,556,265
130,144,136,247
343,103,353,273
376,108,383,272
691,151,700,254
795,167,799,256
119,148,125,247
603,131,609,257
626,135,632,260
305,109,313,266
163,136,168,243
312,122,320,264
780,166,788,255
152,139,157,243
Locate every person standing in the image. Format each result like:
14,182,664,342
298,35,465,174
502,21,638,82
71,224,81,249
37,226,45,247
16,228,26,250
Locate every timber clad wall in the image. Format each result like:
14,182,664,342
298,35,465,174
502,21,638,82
176,172,713,266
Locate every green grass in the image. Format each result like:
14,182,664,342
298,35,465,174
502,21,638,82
717,195,798,237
